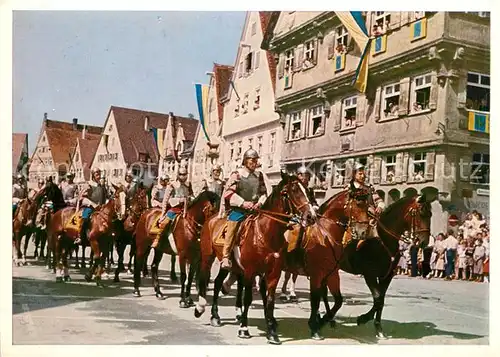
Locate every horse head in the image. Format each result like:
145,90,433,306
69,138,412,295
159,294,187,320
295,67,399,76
188,190,220,224
270,170,317,227
111,183,127,220
380,194,432,246
345,192,373,241
123,187,148,231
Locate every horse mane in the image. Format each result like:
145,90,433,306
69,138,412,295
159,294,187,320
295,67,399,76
188,190,220,208
260,175,292,210
381,194,431,220
317,190,348,214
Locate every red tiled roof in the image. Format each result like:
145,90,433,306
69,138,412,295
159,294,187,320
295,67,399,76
259,11,278,93
213,63,234,122
12,133,28,173
76,134,101,181
43,119,103,166
109,106,199,165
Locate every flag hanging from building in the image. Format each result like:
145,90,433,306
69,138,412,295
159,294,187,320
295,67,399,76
150,128,166,157
335,11,372,93
195,83,211,142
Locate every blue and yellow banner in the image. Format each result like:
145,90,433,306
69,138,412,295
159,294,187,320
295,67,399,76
195,83,210,142
468,111,490,134
335,11,372,93
150,128,166,157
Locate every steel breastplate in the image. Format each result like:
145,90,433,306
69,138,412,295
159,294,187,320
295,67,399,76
237,173,260,202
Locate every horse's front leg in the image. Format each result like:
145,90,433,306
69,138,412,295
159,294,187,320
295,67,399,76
151,248,165,300
235,273,244,321
178,257,188,307
264,257,285,345
209,268,229,327
237,278,254,339
74,244,80,269
194,254,215,319
22,232,31,264
372,273,394,340
185,261,197,307
114,239,126,283
170,254,178,282
320,271,343,329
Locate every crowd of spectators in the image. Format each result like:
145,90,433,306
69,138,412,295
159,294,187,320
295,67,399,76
396,210,490,283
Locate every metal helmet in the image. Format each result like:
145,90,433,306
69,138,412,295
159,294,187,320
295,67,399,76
212,164,222,172
160,174,169,181
178,167,188,176
354,162,365,172
91,167,101,174
16,173,24,180
242,148,259,165
38,178,44,184
66,172,75,178
296,166,309,175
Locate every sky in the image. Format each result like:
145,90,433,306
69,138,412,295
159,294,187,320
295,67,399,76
12,11,245,155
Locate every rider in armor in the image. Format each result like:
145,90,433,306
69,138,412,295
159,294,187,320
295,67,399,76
151,174,169,208
78,168,108,243
348,162,385,248
221,148,268,269
154,166,194,248
123,169,138,206
296,166,319,211
12,174,28,213
61,172,78,206
202,164,224,197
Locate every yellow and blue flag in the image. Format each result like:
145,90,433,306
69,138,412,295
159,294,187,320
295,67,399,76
195,83,210,142
150,128,166,157
335,11,372,93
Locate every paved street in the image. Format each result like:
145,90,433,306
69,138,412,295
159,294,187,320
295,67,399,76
12,243,489,345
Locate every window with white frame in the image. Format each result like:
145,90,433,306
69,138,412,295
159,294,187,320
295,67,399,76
248,137,253,149
414,11,425,19
383,83,400,118
373,11,391,35
342,96,357,129
285,49,294,72
412,152,426,182
311,162,329,190
253,88,261,110
466,72,490,112
309,105,324,136
471,153,489,185
335,25,349,54
257,136,263,155
304,39,316,65
237,141,242,159
270,132,276,153
333,161,346,186
383,155,396,183
289,112,302,139
245,52,253,75
229,142,234,161
412,73,432,112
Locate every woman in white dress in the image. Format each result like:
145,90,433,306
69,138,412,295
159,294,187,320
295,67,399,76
433,233,446,278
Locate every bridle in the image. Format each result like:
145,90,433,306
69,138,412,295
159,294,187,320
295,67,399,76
255,179,312,226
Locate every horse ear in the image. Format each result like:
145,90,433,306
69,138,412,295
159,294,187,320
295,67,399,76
417,194,426,203
280,170,288,182
111,183,119,191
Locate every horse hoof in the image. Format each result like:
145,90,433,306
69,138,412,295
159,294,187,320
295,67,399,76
311,332,324,341
210,317,222,327
84,274,92,282
179,300,189,308
194,307,204,318
266,333,281,345
238,328,251,339
56,277,63,283
133,290,141,298
155,292,165,300
289,295,298,303
64,276,71,282
376,331,388,340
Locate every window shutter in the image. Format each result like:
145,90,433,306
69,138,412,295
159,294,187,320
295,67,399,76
402,152,410,182
398,77,410,116
284,114,291,141
367,154,374,184
255,50,260,69
238,62,243,78
294,45,304,72
429,73,439,110
278,53,285,79
457,72,467,109
300,111,307,139
327,34,335,59
425,151,436,181
345,159,354,183
356,95,366,127
389,12,401,29
374,87,382,122
333,102,342,131
312,39,319,65
395,152,404,183
372,157,382,184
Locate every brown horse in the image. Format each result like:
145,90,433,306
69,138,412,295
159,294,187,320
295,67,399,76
12,198,38,266
112,186,149,282
133,190,220,306
47,184,126,285
314,193,432,339
194,171,316,345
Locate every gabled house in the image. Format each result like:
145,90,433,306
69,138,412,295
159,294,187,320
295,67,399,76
221,11,282,186
12,133,28,177
191,63,233,193
90,106,198,186
28,114,102,189
69,131,102,186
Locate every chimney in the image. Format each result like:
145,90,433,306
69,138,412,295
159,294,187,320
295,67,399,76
82,125,86,140
144,116,149,132
43,113,48,120
72,118,78,130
